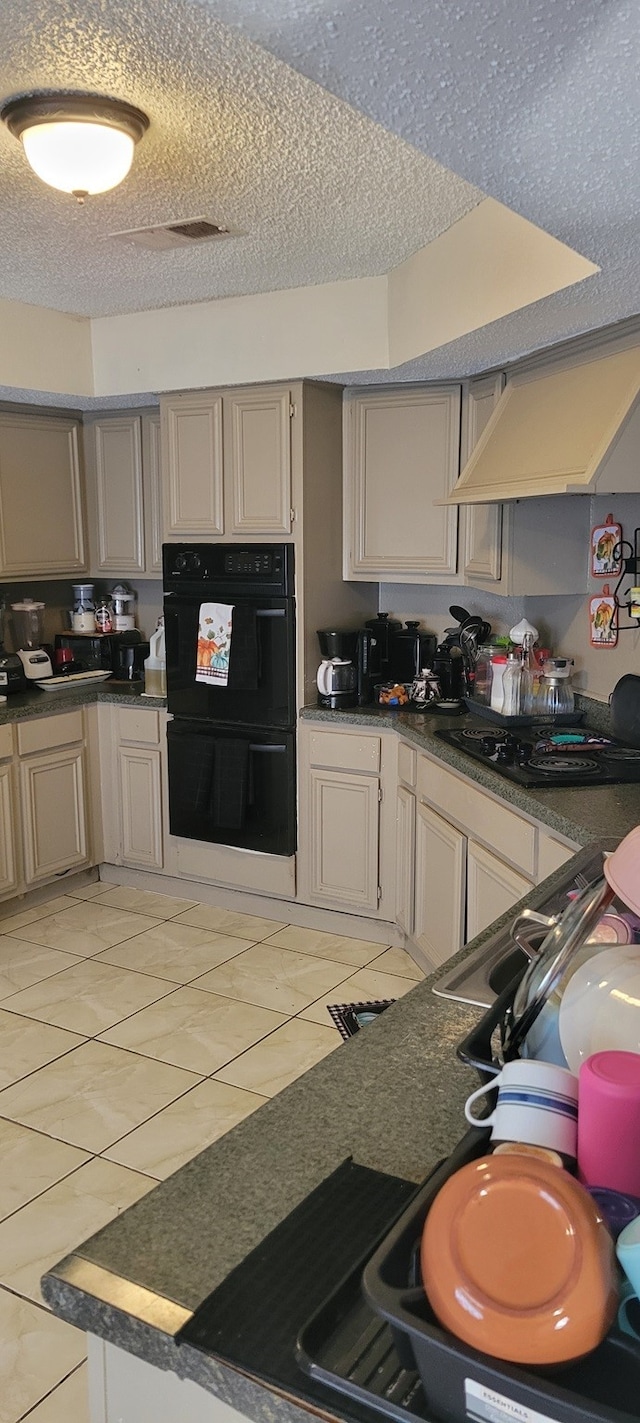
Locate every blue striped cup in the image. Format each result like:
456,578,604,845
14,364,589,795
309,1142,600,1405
465,1060,579,1163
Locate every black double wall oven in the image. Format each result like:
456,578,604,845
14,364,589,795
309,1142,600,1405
163,543,296,857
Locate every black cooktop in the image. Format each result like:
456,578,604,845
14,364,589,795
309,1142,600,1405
436,725,640,788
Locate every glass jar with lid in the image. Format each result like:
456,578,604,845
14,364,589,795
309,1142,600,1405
71,583,95,633
538,658,575,716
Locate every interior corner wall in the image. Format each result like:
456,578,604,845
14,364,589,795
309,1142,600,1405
0,300,94,398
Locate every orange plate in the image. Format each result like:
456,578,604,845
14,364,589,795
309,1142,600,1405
421,1153,617,1366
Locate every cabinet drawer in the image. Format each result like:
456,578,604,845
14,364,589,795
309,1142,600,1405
117,706,160,746
0,724,13,761
397,740,416,787
537,830,576,881
417,753,536,877
17,710,84,755
308,730,380,774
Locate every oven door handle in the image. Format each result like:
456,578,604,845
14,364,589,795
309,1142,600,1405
248,744,287,753
255,609,286,618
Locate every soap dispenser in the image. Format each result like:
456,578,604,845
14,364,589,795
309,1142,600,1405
143,616,166,697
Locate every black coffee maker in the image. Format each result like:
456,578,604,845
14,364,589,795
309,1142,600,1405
316,629,378,707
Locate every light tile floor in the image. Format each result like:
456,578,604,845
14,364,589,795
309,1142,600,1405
0,881,423,1422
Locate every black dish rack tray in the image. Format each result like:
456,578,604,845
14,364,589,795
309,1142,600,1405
463,697,584,728
359,1128,640,1423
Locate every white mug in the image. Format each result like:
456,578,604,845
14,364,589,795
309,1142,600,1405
464,1060,579,1162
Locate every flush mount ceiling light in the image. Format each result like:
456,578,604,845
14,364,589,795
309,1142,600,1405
0,93,149,202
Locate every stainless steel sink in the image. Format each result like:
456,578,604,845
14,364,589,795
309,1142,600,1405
432,839,615,1009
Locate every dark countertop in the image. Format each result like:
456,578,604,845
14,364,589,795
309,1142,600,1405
0,681,167,722
300,703,640,848
42,851,595,1423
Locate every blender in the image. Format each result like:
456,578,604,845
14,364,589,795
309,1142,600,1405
0,596,27,693
11,600,53,680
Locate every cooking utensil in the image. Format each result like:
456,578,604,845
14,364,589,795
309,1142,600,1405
503,876,615,1058
610,674,640,748
448,604,471,625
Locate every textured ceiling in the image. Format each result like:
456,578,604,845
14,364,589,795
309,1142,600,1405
206,0,640,378
0,0,637,391
0,0,482,318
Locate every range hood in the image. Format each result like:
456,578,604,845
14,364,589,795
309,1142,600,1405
445,343,640,504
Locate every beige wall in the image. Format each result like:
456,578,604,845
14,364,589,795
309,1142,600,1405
383,492,640,703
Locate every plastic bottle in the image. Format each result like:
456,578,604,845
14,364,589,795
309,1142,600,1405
144,617,166,697
490,654,508,713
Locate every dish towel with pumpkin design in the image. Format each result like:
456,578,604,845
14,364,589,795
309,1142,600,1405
195,602,234,685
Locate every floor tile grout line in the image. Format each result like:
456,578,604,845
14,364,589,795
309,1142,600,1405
0,1142,158,1230
96,1006,304,1078
16,1359,87,1423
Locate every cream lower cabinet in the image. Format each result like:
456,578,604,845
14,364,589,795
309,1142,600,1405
297,726,399,918
119,747,163,869
308,767,380,912
98,705,165,871
15,711,91,888
0,725,18,898
395,784,416,936
20,748,88,883
466,839,533,942
413,801,466,966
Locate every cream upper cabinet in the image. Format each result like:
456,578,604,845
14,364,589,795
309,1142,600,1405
0,412,86,579
84,411,163,576
142,413,163,573
343,385,461,582
224,386,292,535
461,373,505,586
162,385,294,541
161,391,224,537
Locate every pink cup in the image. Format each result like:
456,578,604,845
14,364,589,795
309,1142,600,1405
604,828,640,916
578,1051,640,1194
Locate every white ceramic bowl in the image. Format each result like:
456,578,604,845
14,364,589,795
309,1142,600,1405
558,945,640,1074
604,829,640,916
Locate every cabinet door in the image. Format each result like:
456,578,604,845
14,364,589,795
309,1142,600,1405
225,387,292,534
93,417,145,574
414,801,466,966
119,747,163,869
344,386,461,581
0,763,18,899
20,748,88,883
466,839,532,942
161,393,224,537
142,413,163,573
461,374,504,584
395,785,415,936
0,414,85,578
308,767,380,912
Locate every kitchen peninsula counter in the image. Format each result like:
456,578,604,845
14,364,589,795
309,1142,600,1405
41,841,592,1423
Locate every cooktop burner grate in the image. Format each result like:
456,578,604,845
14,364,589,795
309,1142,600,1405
528,754,601,775
435,724,640,787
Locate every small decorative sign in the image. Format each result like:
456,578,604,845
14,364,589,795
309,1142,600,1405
589,584,618,647
591,512,622,577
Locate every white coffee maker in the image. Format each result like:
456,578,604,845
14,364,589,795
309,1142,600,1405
11,600,53,680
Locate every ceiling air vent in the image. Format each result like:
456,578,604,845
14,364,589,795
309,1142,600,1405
109,218,243,251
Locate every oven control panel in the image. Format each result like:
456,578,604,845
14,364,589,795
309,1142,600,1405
163,543,293,596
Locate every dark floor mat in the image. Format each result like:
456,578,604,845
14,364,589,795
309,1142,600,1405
177,1157,417,1422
